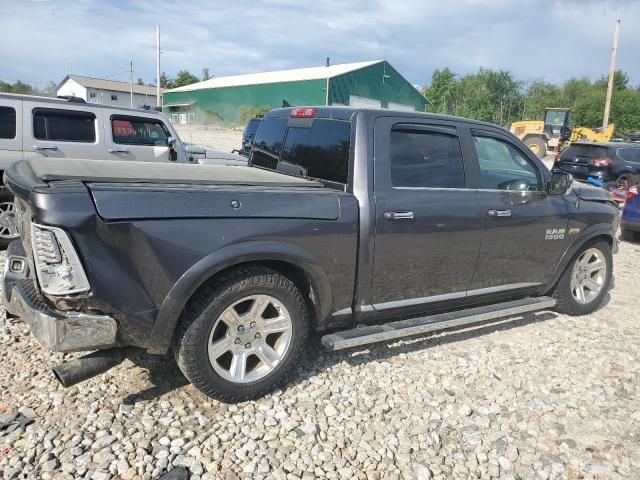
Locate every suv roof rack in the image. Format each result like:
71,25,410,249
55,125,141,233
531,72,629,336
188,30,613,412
56,95,86,103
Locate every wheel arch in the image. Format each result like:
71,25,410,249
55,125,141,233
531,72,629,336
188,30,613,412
522,133,548,143
147,241,332,354
542,225,615,295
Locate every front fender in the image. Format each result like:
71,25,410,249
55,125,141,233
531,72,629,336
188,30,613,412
542,223,616,294
147,240,332,354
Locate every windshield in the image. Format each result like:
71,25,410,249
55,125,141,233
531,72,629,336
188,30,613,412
244,118,262,138
545,110,568,126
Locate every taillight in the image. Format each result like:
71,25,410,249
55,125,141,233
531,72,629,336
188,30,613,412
290,107,316,118
627,185,638,201
591,157,613,167
554,153,561,164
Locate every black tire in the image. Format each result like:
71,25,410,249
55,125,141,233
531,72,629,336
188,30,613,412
552,240,612,316
173,267,310,402
525,137,547,159
0,187,17,250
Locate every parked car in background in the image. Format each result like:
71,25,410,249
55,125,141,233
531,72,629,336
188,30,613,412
238,117,262,157
552,141,640,188
0,93,245,247
621,184,640,241
3,107,619,401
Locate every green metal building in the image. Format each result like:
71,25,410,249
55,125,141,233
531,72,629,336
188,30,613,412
163,60,428,124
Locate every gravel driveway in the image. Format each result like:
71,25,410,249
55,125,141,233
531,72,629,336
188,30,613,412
1,242,640,479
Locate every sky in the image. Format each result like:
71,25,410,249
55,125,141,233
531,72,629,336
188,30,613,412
2,0,639,90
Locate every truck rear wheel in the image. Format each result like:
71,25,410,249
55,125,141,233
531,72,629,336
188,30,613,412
524,137,547,158
552,240,612,316
173,267,310,402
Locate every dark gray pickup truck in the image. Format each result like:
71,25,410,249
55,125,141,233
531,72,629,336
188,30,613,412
3,107,619,401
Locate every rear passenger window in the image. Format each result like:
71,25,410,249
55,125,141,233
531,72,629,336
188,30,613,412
111,116,170,146
390,129,466,188
33,108,95,142
0,107,16,139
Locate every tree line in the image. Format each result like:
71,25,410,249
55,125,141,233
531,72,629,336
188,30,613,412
3,66,639,135
422,68,640,136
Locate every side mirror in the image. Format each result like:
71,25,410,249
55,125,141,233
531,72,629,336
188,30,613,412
548,172,573,195
167,136,177,149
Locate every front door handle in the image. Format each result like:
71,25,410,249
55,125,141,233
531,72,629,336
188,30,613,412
33,145,58,151
487,209,512,217
108,148,130,154
384,211,415,221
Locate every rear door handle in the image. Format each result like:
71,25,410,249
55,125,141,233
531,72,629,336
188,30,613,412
384,211,415,221
487,209,512,217
33,145,57,151
108,148,130,154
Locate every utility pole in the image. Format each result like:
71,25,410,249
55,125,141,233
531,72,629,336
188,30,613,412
156,25,161,109
129,60,134,108
603,19,620,128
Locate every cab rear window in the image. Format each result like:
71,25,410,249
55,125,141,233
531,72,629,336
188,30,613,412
251,116,351,184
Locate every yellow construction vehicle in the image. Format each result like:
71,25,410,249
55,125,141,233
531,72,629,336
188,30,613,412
569,124,616,144
510,107,615,158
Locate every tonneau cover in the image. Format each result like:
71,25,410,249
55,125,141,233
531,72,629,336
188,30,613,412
7,157,322,191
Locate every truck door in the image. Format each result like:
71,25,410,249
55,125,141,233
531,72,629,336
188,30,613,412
467,128,570,292
104,111,182,162
370,118,482,311
23,101,105,159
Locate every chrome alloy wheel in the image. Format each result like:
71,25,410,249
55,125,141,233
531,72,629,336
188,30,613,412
0,201,19,239
207,295,293,383
570,248,607,304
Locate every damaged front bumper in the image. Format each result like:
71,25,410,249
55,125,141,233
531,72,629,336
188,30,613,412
3,241,117,352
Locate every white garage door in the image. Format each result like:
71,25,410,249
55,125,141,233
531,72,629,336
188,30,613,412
388,102,415,112
349,95,381,109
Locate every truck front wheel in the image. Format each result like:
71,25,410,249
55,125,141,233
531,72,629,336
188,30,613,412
173,267,310,402
552,240,612,315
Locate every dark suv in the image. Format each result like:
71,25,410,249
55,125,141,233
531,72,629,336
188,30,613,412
239,117,262,157
553,141,640,186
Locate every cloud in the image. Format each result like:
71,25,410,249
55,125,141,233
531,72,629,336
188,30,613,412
2,0,639,88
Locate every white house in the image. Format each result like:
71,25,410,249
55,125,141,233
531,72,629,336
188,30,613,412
56,75,163,108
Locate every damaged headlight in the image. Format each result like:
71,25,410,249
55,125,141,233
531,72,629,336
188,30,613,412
31,223,90,295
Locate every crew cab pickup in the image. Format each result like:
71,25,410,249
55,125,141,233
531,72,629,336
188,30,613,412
3,107,619,401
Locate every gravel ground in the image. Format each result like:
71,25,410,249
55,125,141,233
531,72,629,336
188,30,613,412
174,126,243,154
1,237,639,480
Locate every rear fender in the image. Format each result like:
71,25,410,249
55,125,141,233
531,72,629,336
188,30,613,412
147,241,332,354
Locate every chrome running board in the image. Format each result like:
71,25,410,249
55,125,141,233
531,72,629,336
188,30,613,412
321,296,556,351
